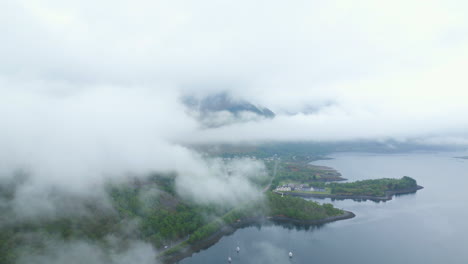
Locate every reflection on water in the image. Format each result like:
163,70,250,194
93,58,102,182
180,152,468,264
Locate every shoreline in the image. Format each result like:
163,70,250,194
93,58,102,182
284,185,424,201
159,211,355,264
269,210,355,225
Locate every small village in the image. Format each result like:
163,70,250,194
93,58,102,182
275,183,326,193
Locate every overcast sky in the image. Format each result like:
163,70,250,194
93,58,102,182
2,0,468,145
1,0,468,184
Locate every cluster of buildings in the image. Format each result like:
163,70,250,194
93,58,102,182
263,156,280,162
222,155,258,161
275,183,326,193
222,155,281,162
275,186,292,192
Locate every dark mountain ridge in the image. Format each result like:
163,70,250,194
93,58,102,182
183,92,275,118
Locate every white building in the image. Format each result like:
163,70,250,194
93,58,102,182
276,186,292,192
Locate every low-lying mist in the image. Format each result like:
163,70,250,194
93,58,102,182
0,87,271,263
2,1,468,262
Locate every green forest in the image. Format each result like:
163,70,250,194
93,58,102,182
328,176,418,196
266,160,344,190
297,176,419,197
0,173,344,264
266,192,342,220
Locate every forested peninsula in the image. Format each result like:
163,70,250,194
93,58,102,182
277,176,423,201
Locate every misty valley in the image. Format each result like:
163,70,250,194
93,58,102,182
0,144,429,264
2,1,468,263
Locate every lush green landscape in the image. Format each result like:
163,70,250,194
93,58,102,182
267,160,345,189
266,192,342,220
0,143,425,264
277,176,420,199
0,172,345,264
328,176,419,196
254,146,421,199
195,141,453,161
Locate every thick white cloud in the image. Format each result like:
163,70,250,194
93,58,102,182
175,157,266,206
187,54,468,143
1,0,468,206
17,238,158,264
2,0,467,110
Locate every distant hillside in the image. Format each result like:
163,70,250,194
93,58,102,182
182,92,275,127
193,140,464,160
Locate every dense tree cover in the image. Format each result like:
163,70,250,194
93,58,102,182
184,192,343,245
184,202,265,245
0,172,345,263
0,174,210,263
268,161,343,189
266,192,342,220
107,177,211,248
0,174,240,261
328,176,418,196
106,176,344,250
0,204,122,264
0,230,16,264
187,220,223,244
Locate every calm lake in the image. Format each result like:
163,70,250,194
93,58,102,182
179,152,468,264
